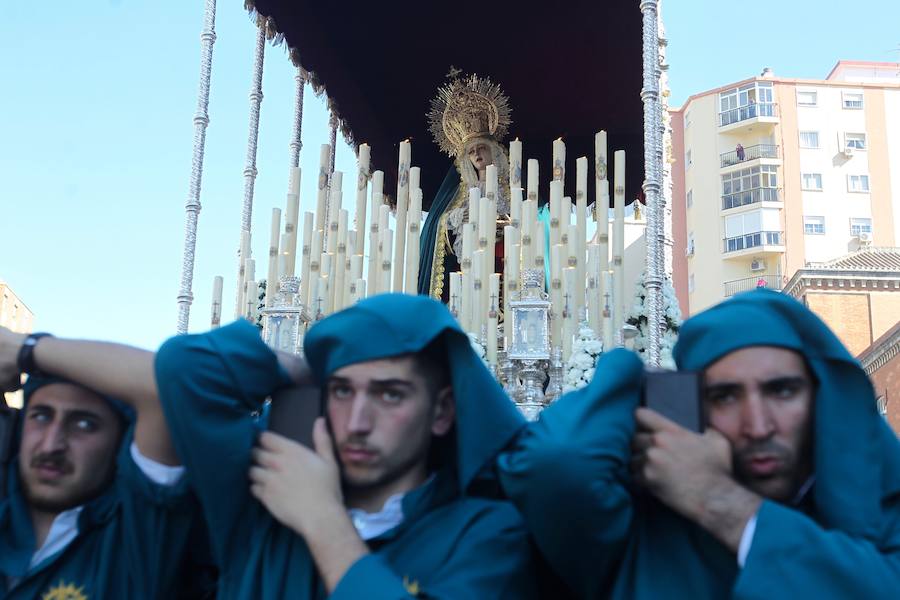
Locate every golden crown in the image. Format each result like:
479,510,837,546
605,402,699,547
428,73,512,157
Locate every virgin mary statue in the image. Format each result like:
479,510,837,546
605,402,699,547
418,74,513,301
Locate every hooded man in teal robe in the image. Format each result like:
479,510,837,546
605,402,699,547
154,293,538,598
498,289,900,598
0,331,202,599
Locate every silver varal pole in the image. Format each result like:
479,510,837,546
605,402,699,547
289,68,306,169
640,0,663,365
176,0,217,334
233,22,267,318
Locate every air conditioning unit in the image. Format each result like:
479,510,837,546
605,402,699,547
842,145,855,157
858,232,873,244
750,258,767,272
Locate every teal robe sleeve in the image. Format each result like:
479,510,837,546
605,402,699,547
331,503,536,599
154,320,293,562
734,499,900,599
496,349,644,598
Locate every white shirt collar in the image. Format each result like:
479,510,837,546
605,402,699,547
347,475,436,541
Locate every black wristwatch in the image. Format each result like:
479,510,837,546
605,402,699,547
16,333,54,377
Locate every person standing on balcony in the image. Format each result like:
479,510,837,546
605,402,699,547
736,143,746,162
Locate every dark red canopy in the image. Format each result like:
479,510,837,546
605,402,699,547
249,0,645,208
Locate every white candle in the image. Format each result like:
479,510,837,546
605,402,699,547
266,208,281,307
472,249,485,338
211,276,223,328
299,213,314,307
549,180,563,246
409,166,421,196
562,267,577,363
278,233,291,287
370,170,384,238
309,230,323,305
595,131,608,223
575,157,588,320
509,138,523,190
461,223,475,273
602,270,614,350
289,166,301,195
284,174,301,277
568,224,585,323
613,150,626,339
460,270,472,334
598,179,610,272
367,230,378,297
245,279,258,321
405,188,422,294
449,272,462,322
393,140,411,293
510,187,523,229
552,138,566,184
487,273,500,365
587,244,602,337
521,199,534,270
561,196,572,235
326,171,343,254
315,144,331,233
468,187,480,225
332,210,348,312
236,231,251,318
380,228,393,295
485,164,498,201
355,143,370,256
550,244,563,346
527,159,539,202
478,197,491,252
533,223,546,273
349,278,366,304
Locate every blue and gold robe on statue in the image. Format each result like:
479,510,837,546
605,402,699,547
499,289,900,599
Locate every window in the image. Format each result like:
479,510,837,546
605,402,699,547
803,216,825,235
845,133,867,150
848,174,870,193
685,111,691,128
877,395,888,417
685,150,692,167
842,91,864,109
721,165,779,209
718,82,775,126
723,208,782,251
799,131,820,149
797,90,818,106
850,217,872,236
688,274,695,293
686,190,693,208
686,232,695,256
801,173,823,191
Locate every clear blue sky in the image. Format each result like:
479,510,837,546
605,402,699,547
1,1,897,350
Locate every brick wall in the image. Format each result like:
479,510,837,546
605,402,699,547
805,292,872,356
870,352,900,436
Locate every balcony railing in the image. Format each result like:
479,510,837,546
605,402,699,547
722,186,780,210
719,102,778,127
724,275,781,297
720,144,779,168
723,231,783,253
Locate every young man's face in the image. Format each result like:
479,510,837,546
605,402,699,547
703,346,814,502
326,356,454,494
18,383,123,513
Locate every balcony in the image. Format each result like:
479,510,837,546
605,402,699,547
718,102,779,133
721,187,780,211
723,231,784,255
720,144,779,168
723,275,781,297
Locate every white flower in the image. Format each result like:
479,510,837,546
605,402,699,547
575,378,588,389
583,367,596,381
585,340,603,355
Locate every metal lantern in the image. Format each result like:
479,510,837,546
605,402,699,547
508,269,551,361
261,277,311,355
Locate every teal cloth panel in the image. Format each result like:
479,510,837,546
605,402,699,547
499,289,900,598
156,313,537,599
418,167,461,295
0,428,197,599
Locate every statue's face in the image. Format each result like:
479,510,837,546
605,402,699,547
466,141,493,172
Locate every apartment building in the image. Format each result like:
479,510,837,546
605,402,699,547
1,280,33,408
671,61,900,316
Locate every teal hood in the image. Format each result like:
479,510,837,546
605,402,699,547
303,293,526,492
674,289,900,539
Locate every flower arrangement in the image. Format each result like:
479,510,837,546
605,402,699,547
563,322,604,392
625,272,682,369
